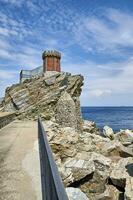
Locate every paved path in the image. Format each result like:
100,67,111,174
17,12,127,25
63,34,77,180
0,120,42,200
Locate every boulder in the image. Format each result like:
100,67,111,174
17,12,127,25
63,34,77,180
64,158,95,184
66,187,89,200
103,126,114,140
82,120,98,134
43,119,133,199
78,130,133,158
100,140,133,158
95,185,120,200
69,152,112,199
78,131,110,153
110,157,133,189
115,129,133,147
44,122,78,159
55,92,78,129
125,177,133,200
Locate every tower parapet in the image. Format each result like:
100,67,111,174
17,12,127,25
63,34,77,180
42,50,61,73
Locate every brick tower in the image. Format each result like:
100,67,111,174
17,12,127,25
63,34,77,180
42,50,61,73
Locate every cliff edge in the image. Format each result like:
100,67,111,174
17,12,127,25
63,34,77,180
2,72,84,130
1,72,133,200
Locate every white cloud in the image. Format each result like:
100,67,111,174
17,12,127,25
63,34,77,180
0,2,133,54
86,60,133,102
0,27,18,36
89,89,111,97
63,56,133,105
73,8,133,53
0,0,24,7
0,69,18,79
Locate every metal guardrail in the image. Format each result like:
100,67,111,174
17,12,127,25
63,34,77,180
38,117,69,200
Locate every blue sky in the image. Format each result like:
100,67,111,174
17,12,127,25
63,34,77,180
0,0,133,106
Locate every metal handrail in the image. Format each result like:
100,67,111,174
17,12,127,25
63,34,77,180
38,117,68,200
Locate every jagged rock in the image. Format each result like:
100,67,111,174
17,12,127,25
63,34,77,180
82,120,98,134
78,131,110,153
64,158,95,185
44,121,78,159
2,70,133,199
66,187,89,200
79,153,112,198
115,129,133,147
88,152,112,171
44,76,56,86
110,157,133,189
50,127,78,159
125,177,133,200
55,91,77,129
78,130,133,158
103,126,114,140
2,72,83,128
95,185,120,200
65,152,112,199
102,140,133,158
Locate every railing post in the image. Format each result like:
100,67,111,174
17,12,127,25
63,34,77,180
38,117,68,200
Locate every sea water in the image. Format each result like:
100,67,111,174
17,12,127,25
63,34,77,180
81,107,133,132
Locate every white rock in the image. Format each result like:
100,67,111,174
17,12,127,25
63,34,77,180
64,158,95,183
103,126,114,140
125,177,133,200
66,187,89,200
82,120,97,133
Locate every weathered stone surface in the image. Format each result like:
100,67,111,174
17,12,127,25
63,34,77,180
82,120,98,134
50,127,78,159
1,69,133,199
55,91,77,129
102,140,133,157
110,157,133,188
44,76,56,86
103,126,114,140
64,158,95,184
2,72,83,130
43,119,133,199
125,177,133,200
78,153,112,198
95,185,120,200
66,187,89,200
115,129,133,147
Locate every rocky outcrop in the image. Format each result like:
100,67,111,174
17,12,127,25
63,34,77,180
2,72,83,130
1,71,133,199
55,92,78,129
43,120,133,200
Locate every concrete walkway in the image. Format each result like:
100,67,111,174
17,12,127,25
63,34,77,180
0,120,42,200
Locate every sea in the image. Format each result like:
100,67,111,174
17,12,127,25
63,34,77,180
81,107,133,132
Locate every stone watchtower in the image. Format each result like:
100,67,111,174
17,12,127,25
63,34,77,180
42,50,61,73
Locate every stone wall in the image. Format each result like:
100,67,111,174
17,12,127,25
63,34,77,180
0,112,16,129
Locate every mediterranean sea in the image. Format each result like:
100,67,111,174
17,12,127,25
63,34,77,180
81,107,133,132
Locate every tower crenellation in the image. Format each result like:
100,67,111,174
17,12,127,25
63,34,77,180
20,49,61,83
42,50,61,73
42,50,61,58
